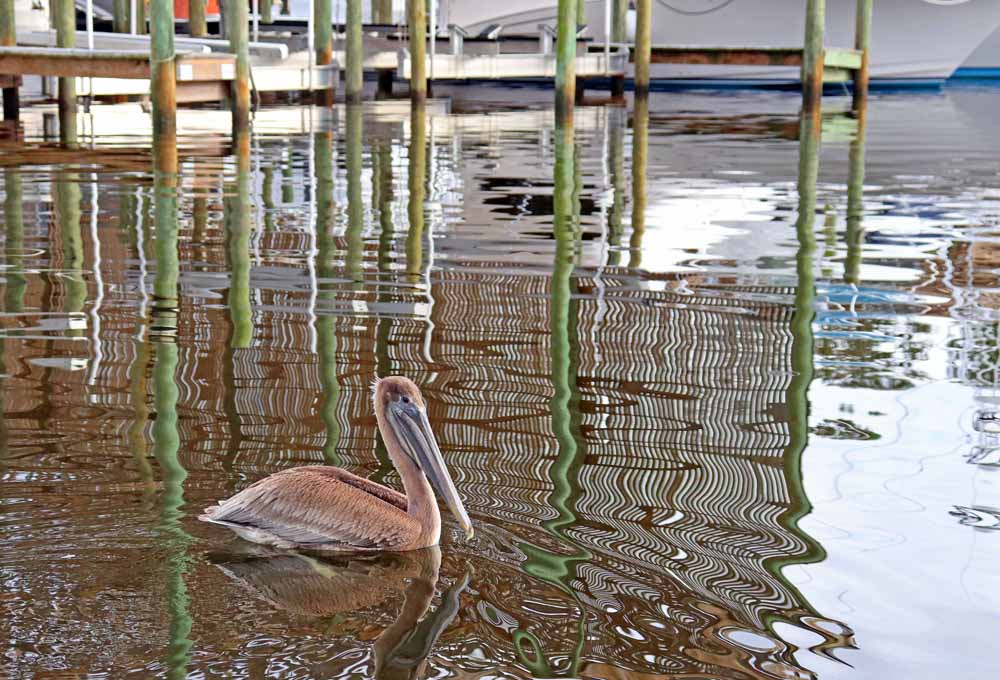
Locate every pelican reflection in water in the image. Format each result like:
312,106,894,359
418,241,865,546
211,547,471,679
201,377,474,551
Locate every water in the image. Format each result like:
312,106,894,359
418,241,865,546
2,84,1000,679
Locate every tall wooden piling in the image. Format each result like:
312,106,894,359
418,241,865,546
629,94,648,269
113,0,129,32
261,0,273,24
555,0,577,119
610,0,628,98
346,104,365,284
853,0,872,110
408,0,427,103
228,0,252,130
346,0,363,103
54,0,77,142
315,0,332,66
802,0,826,110
374,0,391,23
150,0,178,158
634,0,652,98
1,0,18,120
189,0,207,37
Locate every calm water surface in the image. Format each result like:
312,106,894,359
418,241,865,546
2,86,1000,679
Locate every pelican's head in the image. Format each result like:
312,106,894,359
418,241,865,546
374,376,474,540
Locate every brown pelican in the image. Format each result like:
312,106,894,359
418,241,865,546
200,376,473,551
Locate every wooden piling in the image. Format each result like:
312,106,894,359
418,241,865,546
189,0,207,37
1,0,18,120
346,0,363,103
151,149,180,338
374,0,391,24
629,94,648,268
610,0,627,98
408,0,427,103
555,0,577,120
54,0,76,143
634,0,651,98
802,0,825,111
315,0,332,66
150,0,178,154
852,0,872,110
113,0,129,33
261,0,273,24
228,0,252,130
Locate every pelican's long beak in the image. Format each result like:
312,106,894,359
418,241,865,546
389,401,475,540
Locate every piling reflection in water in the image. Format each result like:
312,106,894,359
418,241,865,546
0,98,887,677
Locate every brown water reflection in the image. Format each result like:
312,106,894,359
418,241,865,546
6,89,988,678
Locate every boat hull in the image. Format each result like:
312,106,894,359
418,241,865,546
445,0,1000,84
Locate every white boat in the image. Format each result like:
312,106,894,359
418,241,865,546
442,0,1000,85
957,25,1000,77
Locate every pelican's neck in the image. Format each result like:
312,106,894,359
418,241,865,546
375,409,441,545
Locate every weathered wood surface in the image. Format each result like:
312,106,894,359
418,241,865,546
0,47,235,81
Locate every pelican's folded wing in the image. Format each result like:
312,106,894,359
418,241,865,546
200,466,418,550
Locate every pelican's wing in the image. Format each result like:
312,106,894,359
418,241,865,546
200,466,419,550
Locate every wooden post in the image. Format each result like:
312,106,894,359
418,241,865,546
151,145,180,338
634,0,651,98
136,0,148,34
228,0,252,130
374,0,391,23
1,0,18,120
853,0,872,111
555,0,577,120
113,0,129,32
314,0,333,104
189,0,207,36
345,103,365,284
346,0,363,103
845,104,867,285
629,94,648,268
261,0,273,24
54,0,76,143
607,108,625,266
802,0,825,111
408,0,427,103
610,0,627,97
576,0,585,27
315,0,332,65
150,0,178,161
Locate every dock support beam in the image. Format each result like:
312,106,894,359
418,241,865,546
151,0,177,169
634,0,651,98
374,0,391,23
261,0,273,24
189,0,207,37
802,0,825,110
55,0,76,143
314,0,333,104
610,0,627,97
555,0,577,120
227,0,252,130
630,94,648,268
408,0,427,103
346,0,363,103
845,104,867,285
1,0,17,120
113,0,129,33
853,0,872,111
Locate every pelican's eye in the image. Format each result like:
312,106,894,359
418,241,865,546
401,396,410,404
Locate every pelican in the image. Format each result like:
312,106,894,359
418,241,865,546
200,376,473,551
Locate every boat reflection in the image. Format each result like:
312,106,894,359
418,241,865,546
209,546,471,679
